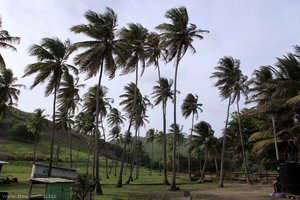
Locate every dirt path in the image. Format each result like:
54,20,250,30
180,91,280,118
128,184,276,200
191,185,275,200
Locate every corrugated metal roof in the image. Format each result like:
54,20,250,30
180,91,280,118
30,177,75,184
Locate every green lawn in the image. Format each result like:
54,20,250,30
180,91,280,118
0,161,233,200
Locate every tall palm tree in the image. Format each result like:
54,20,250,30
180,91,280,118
0,17,20,68
23,37,77,177
107,107,125,176
247,66,281,160
210,56,239,188
146,128,157,176
54,108,74,165
190,121,215,181
181,93,203,181
116,22,148,185
167,124,186,176
83,85,112,179
71,8,120,194
109,126,121,176
26,108,48,162
155,131,164,176
152,77,174,184
125,89,150,184
0,68,25,118
227,59,252,184
156,7,208,191
56,73,84,167
74,111,95,174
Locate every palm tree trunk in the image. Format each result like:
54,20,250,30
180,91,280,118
54,131,63,165
48,86,58,177
199,158,202,175
86,145,91,174
136,142,140,180
125,151,129,175
162,101,170,185
271,115,280,161
94,65,104,195
114,140,118,176
188,113,195,181
126,128,138,184
200,148,208,181
150,141,153,176
117,119,133,187
101,123,109,179
170,47,182,191
177,146,180,178
218,95,231,188
236,101,251,184
157,61,170,185
159,150,162,176
74,149,79,169
33,132,38,162
69,129,73,168
214,157,219,177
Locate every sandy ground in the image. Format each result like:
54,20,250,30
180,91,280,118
133,185,277,200
191,185,275,200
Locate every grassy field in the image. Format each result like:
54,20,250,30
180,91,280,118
0,160,239,200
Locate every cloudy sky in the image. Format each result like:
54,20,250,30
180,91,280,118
1,0,300,138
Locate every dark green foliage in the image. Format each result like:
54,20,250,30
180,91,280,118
7,123,34,142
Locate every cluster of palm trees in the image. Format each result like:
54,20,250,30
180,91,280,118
0,7,207,194
0,16,21,118
211,47,300,187
2,5,299,195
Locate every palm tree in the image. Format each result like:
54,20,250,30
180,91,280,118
54,108,74,165
118,83,150,185
0,68,25,117
156,7,208,191
146,128,157,176
155,131,165,176
145,32,166,79
124,87,150,184
181,93,203,181
226,59,252,184
56,73,84,167
0,17,20,68
82,85,112,179
247,66,281,160
71,8,120,194
107,107,125,176
152,77,173,184
26,109,48,162
167,124,186,177
210,56,240,188
107,107,125,128
74,111,95,174
23,37,77,177
190,121,215,181
109,126,121,176
116,22,149,187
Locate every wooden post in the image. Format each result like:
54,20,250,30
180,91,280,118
28,181,33,200
266,171,269,183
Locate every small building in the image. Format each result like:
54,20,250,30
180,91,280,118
28,178,74,200
28,163,77,200
0,161,9,175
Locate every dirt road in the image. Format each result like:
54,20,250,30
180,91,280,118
191,185,275,200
